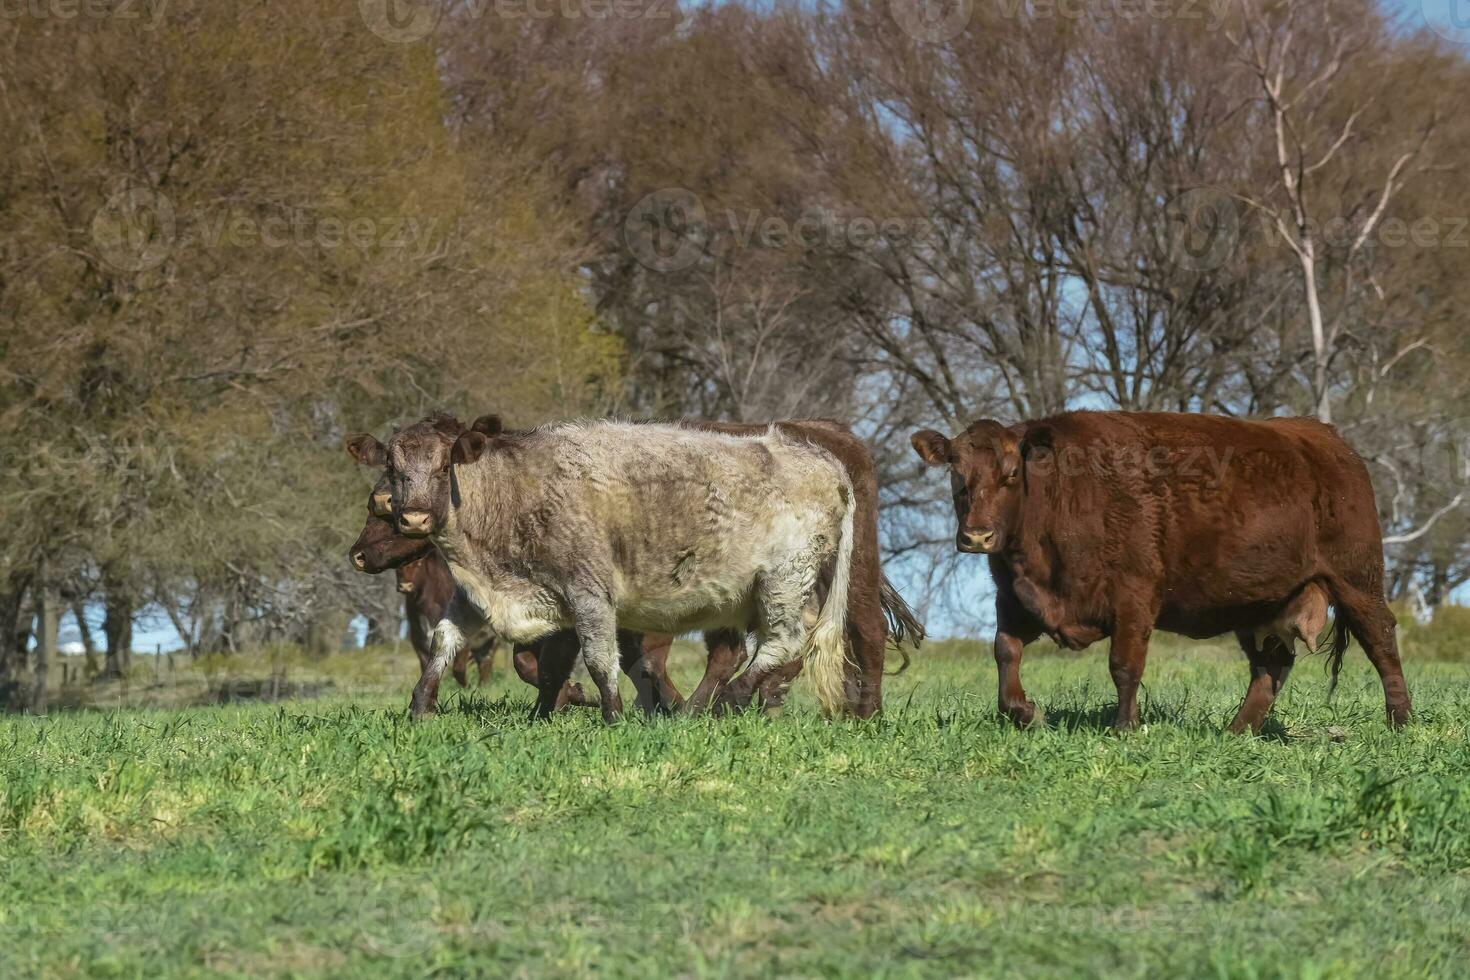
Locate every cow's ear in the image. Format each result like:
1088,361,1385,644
451,430,489,466
1020,425,1056,484
430,414,464,438
470,414,503,437
1021,423,1055,460
910,430,952,466
345,433,385,467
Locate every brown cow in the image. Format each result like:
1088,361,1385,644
396,552,495,688
911,411,1410,732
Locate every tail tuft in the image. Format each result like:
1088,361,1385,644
1324,618,1351,701
879,574,924,675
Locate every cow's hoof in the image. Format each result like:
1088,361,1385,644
1387,703,1412,729
1002,700,1042,729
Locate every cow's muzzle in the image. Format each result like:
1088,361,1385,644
371,490,393,518
958,529,999,554
398,511,434,537
351,549,368,571
397,580,415,595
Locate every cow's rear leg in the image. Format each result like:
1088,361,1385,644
1108,608,1153,731
530,634,581,720
513,645,592,710
684,629,746,715
1228,633,1295,735
716,622,804,714
1331,581,1412,727
618,630,672,716
845,595,887,719
636,633,684,714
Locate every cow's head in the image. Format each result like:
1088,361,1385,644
345,436,395,518
396,555,428,595
911,419,1050,555
354,413,504,537
348,507,433,573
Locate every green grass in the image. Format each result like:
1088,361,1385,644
3,639,1469,978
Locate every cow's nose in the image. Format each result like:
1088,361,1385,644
398,511,433,536
371,491,393,517
397,582,414,594
960,529,998,553
351,550,367,571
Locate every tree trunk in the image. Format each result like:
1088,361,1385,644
70,599,100,674
0,578,30,712
31,574,58,715
103,591,134,679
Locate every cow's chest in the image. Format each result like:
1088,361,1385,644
447,560,562,643
1006,557,1109,650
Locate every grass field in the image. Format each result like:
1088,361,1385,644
3,635,1470,978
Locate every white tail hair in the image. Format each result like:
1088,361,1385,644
805,477,856,715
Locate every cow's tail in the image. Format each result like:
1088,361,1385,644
879,574,925,676
1324,617,1351,701
806,478,857,716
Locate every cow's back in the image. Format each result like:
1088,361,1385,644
1025,412,1380,634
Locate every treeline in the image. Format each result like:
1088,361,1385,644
2,0,1468,710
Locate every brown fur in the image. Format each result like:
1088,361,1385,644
912,411,1411,732
396,552,495,688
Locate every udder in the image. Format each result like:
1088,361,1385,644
1251,582,1329,654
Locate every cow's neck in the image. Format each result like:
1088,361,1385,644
434,455,560,642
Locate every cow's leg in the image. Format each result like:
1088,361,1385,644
618,630,665,716
512,646,540,687
684,629,746,715
1227,632,1295,735
845,591,887,719
410,618,463,718
573,599,624,724
473,642,493,687
994,594,1043,727
717,620,805,714
755,659,804,712
529,634,578,720
1331,581,1412,727
635,633,684,714
514,644,595,710
450,642,472,688
1108,607,1154,731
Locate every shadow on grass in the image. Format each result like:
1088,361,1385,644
1040,699,1294,741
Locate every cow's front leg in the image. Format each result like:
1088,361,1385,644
995,595,1043,728
573,598,623,724
411,617,463,718
1108,604,1155,731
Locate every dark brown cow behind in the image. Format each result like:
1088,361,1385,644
911,411,1410,732
396,552,495,688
